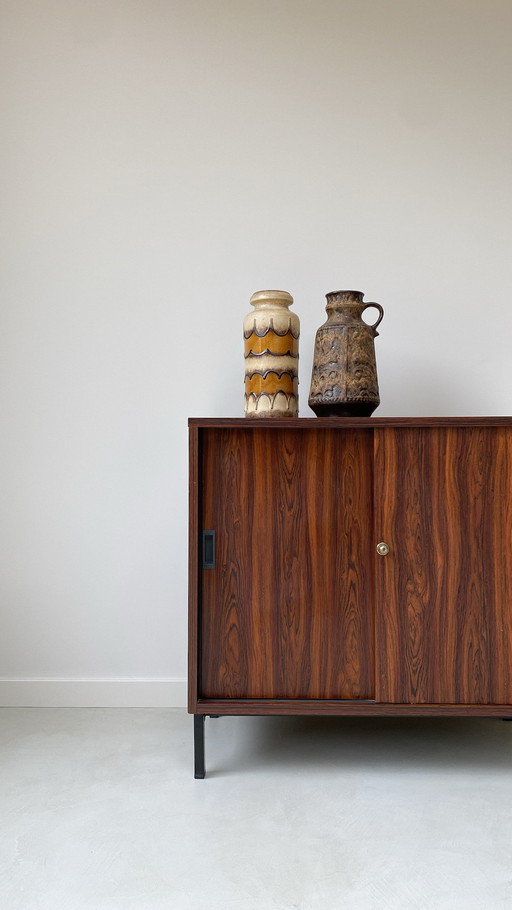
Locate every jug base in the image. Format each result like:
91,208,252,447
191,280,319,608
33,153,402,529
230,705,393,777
309,401,379,418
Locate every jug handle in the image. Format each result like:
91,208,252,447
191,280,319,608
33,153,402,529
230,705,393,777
361,302,384,331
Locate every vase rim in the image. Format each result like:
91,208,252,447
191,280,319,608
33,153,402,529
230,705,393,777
250,290,294,307
326,289,364,298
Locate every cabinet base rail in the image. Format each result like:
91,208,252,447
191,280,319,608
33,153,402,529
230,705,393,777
193,699,512,717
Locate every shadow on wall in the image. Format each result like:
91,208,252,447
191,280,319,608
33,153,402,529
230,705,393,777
191,342,498,418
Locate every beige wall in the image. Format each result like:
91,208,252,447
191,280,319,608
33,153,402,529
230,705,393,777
1,0,511,704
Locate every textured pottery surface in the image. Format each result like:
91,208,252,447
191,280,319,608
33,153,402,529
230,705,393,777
244,290,299,418
308,290,384,417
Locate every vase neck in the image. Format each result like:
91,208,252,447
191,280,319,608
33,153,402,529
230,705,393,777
325,290,365,319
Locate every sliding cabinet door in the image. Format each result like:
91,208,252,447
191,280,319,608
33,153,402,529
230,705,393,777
375,427,512,704
200,427,375,700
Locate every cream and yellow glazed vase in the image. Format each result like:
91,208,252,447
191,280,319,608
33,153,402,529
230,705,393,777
244,290,300,418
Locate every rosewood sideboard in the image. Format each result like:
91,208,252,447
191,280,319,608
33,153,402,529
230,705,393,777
188,417,512,777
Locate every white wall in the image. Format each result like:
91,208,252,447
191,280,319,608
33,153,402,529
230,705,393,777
1,0,511,706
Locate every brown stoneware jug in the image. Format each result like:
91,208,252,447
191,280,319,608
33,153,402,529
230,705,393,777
308,290,384,417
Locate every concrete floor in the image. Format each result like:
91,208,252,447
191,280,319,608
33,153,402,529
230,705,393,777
1,709,512,909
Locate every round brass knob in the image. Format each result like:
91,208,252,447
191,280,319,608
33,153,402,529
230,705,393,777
376,542,390,556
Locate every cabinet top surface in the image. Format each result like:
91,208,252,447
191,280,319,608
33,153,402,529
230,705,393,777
189,416,512,429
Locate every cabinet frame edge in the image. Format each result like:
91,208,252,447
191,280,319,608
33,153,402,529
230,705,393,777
188,425,201,712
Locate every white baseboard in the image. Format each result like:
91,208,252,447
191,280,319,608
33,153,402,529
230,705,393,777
0,678,188,708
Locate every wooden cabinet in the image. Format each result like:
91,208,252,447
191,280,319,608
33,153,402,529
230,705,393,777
189,417,512,776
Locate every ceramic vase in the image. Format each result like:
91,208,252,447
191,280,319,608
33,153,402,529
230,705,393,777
308,290,384,417
244,290,299,418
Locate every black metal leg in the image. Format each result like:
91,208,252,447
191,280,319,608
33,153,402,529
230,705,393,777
194,714,206,778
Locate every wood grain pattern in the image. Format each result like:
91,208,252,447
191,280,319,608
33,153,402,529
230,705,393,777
200,427,374,699
190,419,512,717
375,427,512,704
